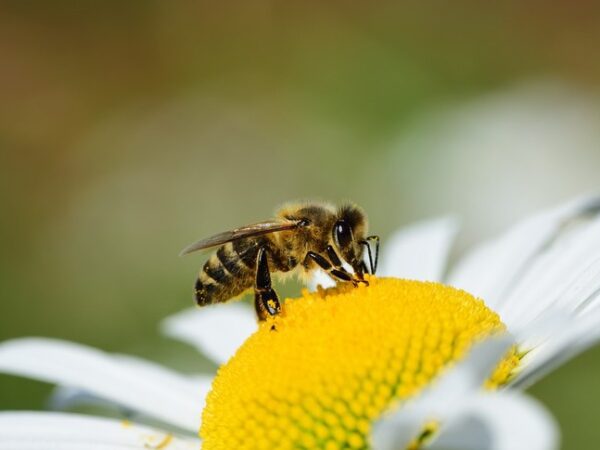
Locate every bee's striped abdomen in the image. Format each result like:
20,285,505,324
194,241,256,306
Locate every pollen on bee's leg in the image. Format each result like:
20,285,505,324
266,299,278,312
201,277,519,450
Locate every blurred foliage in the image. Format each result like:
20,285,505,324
2,2,600,448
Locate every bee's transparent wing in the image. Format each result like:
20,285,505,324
179,220,300,256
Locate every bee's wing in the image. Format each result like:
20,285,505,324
179,219,300,256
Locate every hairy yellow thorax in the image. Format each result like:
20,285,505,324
201,277,518,450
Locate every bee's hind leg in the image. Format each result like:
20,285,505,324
254,246,281,322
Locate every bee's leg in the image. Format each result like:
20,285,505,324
254,246,281,321
304,250,365,287
357,261,370,279
325,245,369,285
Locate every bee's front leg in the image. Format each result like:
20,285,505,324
254,246,281,321
305,247,367,286
325,245,369,286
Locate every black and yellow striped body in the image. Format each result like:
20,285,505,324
195,235,299,306
196,239,255,306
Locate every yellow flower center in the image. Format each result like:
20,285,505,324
200,277,519,450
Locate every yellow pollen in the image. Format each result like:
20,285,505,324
201,277,519,449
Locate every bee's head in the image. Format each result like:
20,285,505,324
332,204,368,275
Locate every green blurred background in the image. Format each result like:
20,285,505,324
2,1,600,448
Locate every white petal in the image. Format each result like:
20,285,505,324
0,338,206,432
428,392,559,450
161,303,256,365
473,207,600,387
47,355,213,416
373,335,558,450
0,411,200,450
448,194,600,309
49,385,121,411
497,215,600,330
513,307,600,389
378,216,460,282
373,335,514,449
307,269,336,291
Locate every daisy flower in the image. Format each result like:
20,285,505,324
2,194,600,449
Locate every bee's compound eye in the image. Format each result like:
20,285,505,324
334,220,353,248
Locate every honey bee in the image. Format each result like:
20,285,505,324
180,202,379,321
